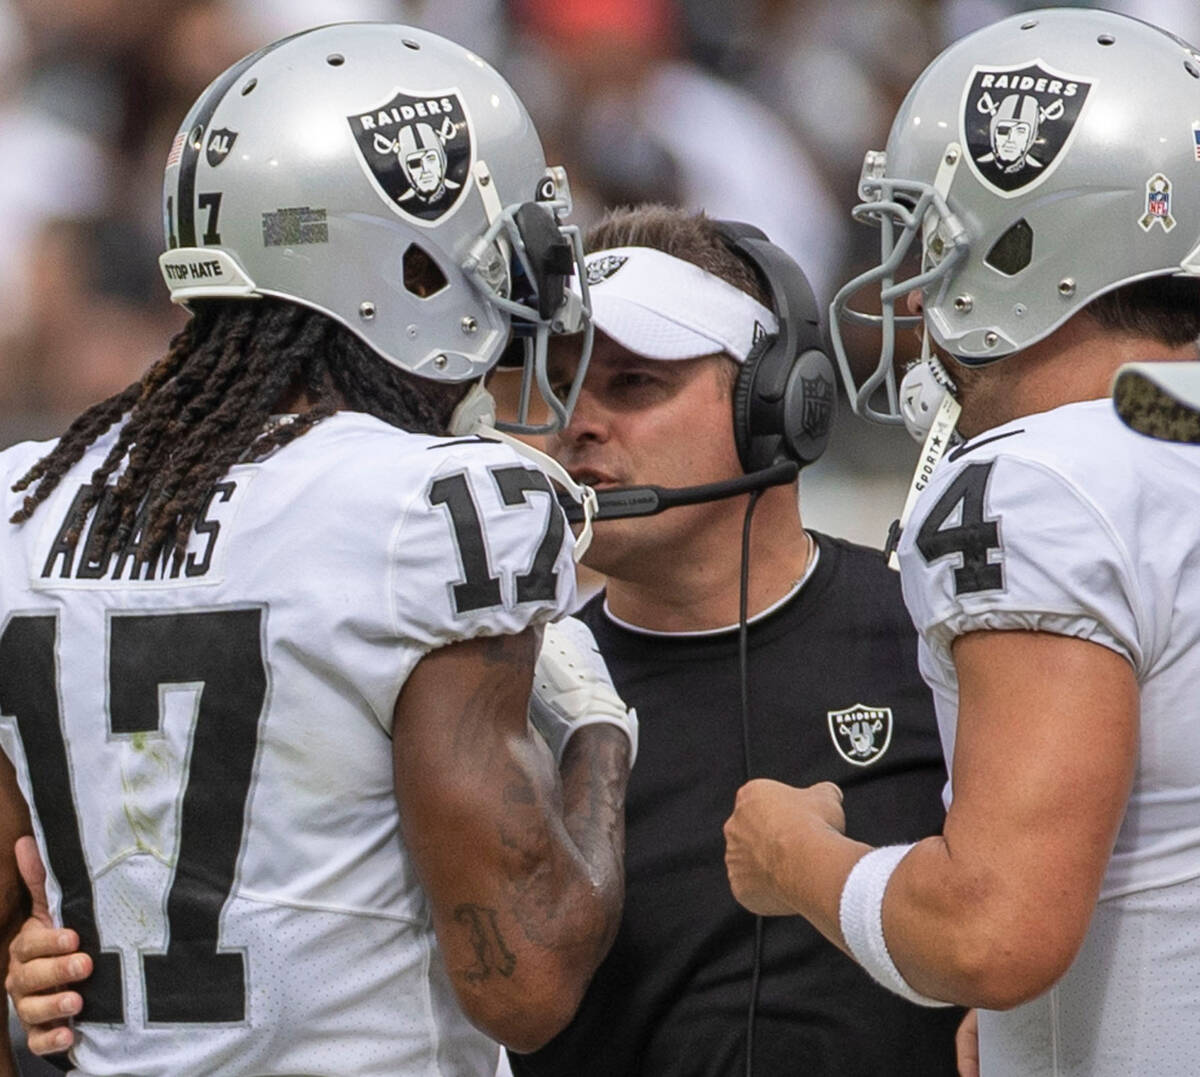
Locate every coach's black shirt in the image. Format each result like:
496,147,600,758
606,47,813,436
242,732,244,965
512,533,962,1076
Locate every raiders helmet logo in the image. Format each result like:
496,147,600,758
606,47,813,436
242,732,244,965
206,128,238,168
827,703,893,766
962,63,1092,195
585,254,628,285
348,89,472,222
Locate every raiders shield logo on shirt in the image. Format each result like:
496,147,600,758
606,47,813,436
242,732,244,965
962,63,1092,195
827,703,893,766
347,89,472,222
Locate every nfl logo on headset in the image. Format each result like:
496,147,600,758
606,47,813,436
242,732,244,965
800,375,834,439
827,704,893,766
1192,123,1200,162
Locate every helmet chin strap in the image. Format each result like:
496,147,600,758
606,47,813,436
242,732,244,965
885,329,962,569
448,380,499,437
449,382,599,562
899,329,958,441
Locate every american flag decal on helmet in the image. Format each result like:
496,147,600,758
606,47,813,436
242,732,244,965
166,131,186,169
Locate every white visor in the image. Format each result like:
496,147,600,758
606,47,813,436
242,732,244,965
572,246,778,362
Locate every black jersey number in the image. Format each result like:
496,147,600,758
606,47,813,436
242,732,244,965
165,191,223,249
429,465,564,615
0,608,266,1024
915,461,1004,594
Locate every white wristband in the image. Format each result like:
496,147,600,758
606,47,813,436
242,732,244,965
838,843,952,1008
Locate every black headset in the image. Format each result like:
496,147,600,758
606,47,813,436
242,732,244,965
715,219,837,475
557,221,837,523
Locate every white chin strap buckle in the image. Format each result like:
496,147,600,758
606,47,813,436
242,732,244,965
448,381,497,437
899,347,958,443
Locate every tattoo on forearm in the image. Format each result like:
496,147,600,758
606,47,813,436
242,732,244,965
493,730,627,956
448,635,534,760
503,762,537,807
454,903,517,982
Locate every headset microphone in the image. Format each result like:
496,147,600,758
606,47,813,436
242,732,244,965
556,460,799,522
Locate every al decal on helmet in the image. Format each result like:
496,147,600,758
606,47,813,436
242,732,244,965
961,62,1092,195
348,88,472,222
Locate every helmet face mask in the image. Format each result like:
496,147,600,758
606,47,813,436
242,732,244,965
831,8,1200,425
158,22,592,433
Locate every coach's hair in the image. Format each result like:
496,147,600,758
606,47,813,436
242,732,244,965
1086,276,1200,347
584,204,771,307
10,298,464,561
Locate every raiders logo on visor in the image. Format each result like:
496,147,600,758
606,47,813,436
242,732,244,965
962,62,1092,195
585,254,628,285
348,89,472,222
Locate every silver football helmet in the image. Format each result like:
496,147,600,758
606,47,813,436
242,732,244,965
831,8,1200,424
158,22,592,433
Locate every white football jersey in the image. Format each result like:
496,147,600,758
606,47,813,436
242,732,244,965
0,411,575,1077
897,399,1200,1076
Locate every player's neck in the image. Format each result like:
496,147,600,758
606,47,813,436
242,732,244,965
275,381,346,413
956,318,1200,438
602,492,814,633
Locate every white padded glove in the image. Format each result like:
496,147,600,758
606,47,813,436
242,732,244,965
529,616,638,767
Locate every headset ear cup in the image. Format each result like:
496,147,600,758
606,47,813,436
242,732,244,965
714,218,835,474
732,351,761,473
780,348,837,467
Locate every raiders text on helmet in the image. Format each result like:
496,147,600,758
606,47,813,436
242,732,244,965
830,8,1200,424
158,23,592,433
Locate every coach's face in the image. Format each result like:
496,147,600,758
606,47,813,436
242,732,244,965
548,331,743,580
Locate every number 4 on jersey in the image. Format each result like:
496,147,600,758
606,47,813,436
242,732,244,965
915,461,1004,595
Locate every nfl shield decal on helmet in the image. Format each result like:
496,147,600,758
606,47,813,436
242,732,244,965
1140,174,1176,232
348,89,472,222
828,704,893,766
961,62,1092,195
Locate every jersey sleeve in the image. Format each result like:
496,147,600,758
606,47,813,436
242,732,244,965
897,453,1145,675
387,438,577,651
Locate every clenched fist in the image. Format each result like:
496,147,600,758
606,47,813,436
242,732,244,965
724,779,847,917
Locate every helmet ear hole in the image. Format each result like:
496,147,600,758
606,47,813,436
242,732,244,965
403,244,448,298
984,218,1034,276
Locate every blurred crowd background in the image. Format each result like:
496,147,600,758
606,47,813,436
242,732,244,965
0,0,1197,546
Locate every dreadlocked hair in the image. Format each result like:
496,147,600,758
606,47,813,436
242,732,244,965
10,298,466,566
